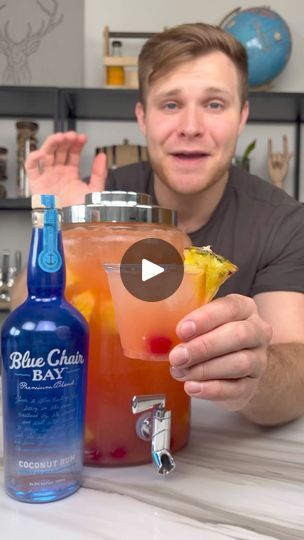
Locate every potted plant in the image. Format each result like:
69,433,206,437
234,139,257,171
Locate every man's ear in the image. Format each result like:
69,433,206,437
135,102,146,137
238,100,249,136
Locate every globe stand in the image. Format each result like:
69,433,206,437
218,7,241,29
250,82,274,92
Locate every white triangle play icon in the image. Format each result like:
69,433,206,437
142,258,165,282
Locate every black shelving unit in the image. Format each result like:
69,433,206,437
58,88,139,130
247,92,303,200
0,198,31,211
0,86,303,208
60,89,304,119
0,86,60,128
0,86,60,211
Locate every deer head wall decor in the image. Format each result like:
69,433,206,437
0,0,63,84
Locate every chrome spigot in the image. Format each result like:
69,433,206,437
132,394,176,475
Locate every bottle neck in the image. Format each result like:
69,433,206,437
27,209,65,300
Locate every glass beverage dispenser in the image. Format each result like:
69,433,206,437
62,192,191,472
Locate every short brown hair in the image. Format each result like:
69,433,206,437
138,22,248,108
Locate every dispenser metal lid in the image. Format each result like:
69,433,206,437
85,191,152,206
62,204,95,223
63,191,177,226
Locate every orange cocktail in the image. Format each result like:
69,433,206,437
105,264,205,360
62,222,191,466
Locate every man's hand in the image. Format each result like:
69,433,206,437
169,294,272,412
25,131,107,206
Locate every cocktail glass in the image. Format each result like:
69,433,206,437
104,263,205,361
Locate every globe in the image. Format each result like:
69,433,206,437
222,7,292,88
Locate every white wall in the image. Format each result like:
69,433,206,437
84,0,303,91
0,0,304,281
81,0,303,199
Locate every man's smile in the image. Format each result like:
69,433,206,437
169,150,210,164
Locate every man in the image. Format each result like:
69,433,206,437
17,23,304,426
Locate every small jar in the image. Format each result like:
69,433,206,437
0,147,8,181
0,182,7,199
106,40,125,86
16,121,39,198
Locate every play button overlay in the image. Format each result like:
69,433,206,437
142,259,164,282
120,238,184,302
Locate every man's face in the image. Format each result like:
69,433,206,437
136,51,249,196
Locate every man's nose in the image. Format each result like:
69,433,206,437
178,106,204,138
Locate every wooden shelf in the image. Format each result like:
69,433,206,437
103,56,138,67
103,26,151,89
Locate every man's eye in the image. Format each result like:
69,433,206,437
164,102,178,110
208,102,223,110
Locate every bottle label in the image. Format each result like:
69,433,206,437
38,200,62,273
8,348,85,384
2,345,87,481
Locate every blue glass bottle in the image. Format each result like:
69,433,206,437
1,194,89,503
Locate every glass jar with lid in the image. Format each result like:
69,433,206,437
16,121,39,197
0,147,8,181
106,39,125,86
0,183,7,199
62,191,191,468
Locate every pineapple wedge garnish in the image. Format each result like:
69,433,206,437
184,245,238,303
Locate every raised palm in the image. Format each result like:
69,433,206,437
26,131,107,206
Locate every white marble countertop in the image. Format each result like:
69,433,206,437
1,387,304,540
